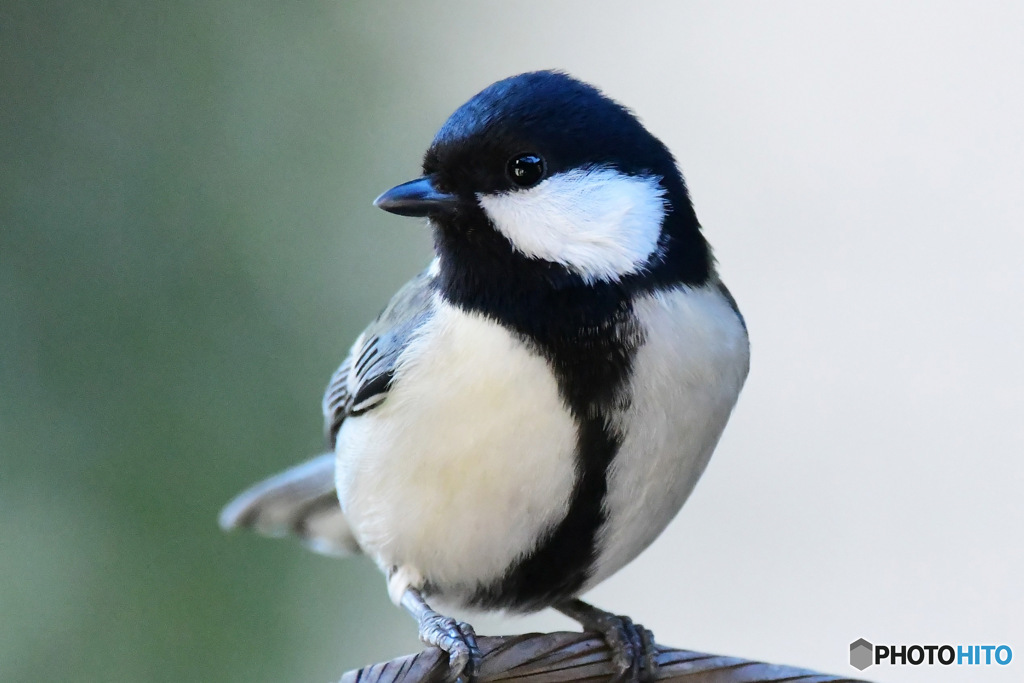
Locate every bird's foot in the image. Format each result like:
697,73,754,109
402,589,480,683
602,616,656,683
555,599,658,683
417,611,480,682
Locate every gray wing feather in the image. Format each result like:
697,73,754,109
220,269,436,558
322,270,436,446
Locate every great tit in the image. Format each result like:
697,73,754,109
220,70,750,682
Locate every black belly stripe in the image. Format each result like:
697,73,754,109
468,415,623,611
465,305,643,612
430,230,669,612
426,177,710,612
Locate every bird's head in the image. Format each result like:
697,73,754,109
375,71,711,290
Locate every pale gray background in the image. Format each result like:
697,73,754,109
2,2,1021,682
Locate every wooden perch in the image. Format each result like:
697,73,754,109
340,631,872,683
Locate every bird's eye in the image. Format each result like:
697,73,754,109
506,154,546,188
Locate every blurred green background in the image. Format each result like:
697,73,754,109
4,2,1023,682
1,2,436,681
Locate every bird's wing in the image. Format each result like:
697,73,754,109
218,453,359,557
323,269,436,447
220,269,435,556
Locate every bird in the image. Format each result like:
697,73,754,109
219,70,750,683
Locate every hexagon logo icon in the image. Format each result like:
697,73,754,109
850,638,874,670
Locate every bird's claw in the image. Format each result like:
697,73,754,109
418,612,481,682
597,613,658,683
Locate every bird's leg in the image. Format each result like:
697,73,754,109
554,598,658,683
400,588,481,683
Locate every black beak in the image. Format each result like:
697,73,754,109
373,177,459,218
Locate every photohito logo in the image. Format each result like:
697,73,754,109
850,639,1012,671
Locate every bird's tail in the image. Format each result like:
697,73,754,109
219,453,361,557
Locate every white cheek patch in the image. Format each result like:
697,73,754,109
477,168,669,283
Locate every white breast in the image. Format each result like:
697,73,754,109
334,297,579,602
586,283,750,589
